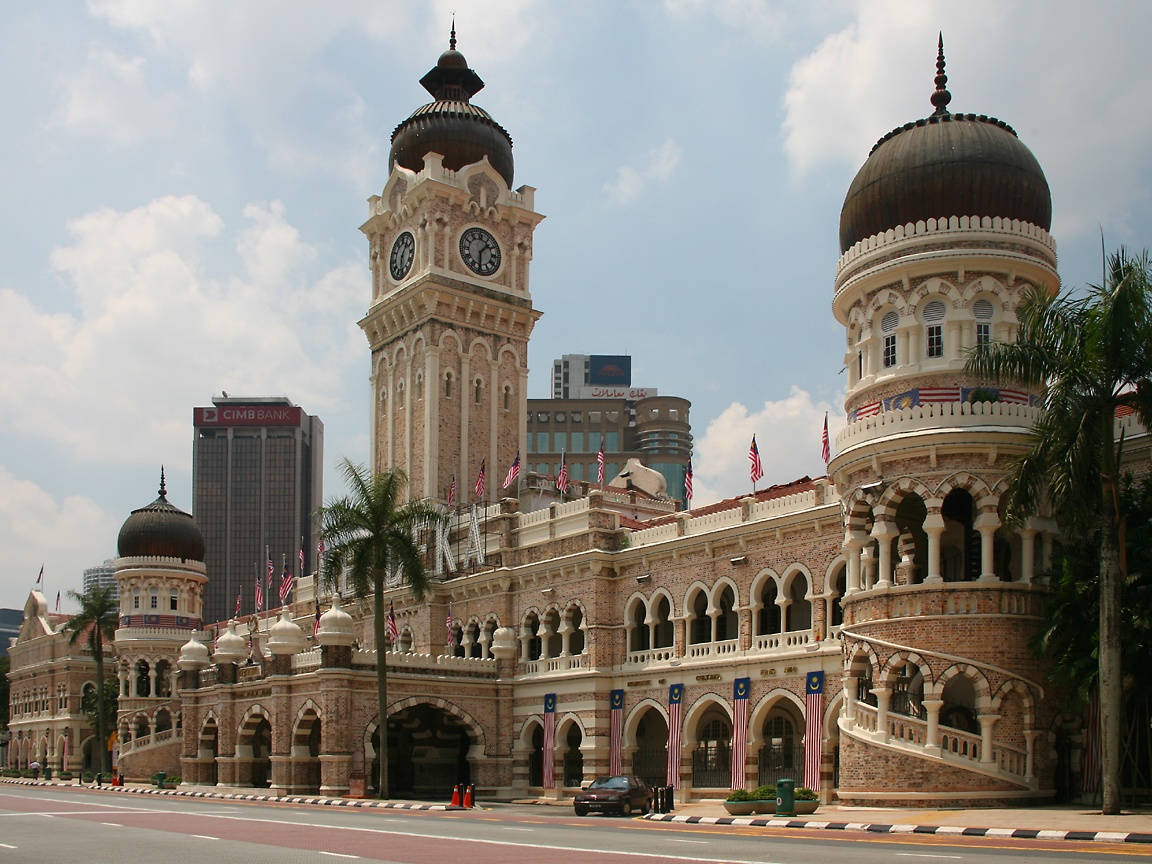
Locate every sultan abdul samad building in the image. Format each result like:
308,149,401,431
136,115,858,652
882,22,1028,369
10,35,1148,806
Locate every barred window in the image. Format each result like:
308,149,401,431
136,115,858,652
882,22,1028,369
924,300,946,358
881,310,899,368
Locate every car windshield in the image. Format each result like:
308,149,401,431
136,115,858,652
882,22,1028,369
589,776,629,789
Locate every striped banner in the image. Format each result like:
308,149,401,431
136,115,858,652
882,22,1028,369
542,694,557,789
804,671,824,792
1081,685,1101,794
609,690,624,776
666,684,683,789
730,677,750,790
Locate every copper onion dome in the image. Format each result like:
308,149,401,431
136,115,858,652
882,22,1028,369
388,25,515,188
117,468,206,562
838,36,1052,253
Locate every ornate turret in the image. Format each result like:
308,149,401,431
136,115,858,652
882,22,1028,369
117,469,206,562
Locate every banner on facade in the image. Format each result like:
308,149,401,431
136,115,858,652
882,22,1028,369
666,683,683,789
609,689,624,775
731,677,750,790
542,693,557,789
804,671,824,791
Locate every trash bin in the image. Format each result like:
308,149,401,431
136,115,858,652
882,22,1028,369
775,778,795,816
43,767,52,781
155,771,166,789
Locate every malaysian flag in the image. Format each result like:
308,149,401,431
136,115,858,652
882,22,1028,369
234,589,242,618
445,605,454,647
749,436,764,484
556,451,568,494
387,600,399,644
1082,685,1101,794
35,565,43,586
255,572,263,613
731,677,750,789
804,671,824,791
821,413,830,464
609,689,624,775
313,602,321,636
684,459,693,504
503,451,521,488
299,539,306,576
474,461,485,499
542,693,557,789
266,550,274,605
920,387,960,403
448,473,456,507
280,559,293,605
317,538,325,560
666,683,683,788
55,591,60,613
596,437,605,484
998,389,1031,405
855,401,881,419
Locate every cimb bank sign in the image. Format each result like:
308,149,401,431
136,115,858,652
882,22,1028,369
194,406,303,428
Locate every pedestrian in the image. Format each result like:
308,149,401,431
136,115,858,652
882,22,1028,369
29,760,40,780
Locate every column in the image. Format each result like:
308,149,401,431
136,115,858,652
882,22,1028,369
872,687,892,742
845,531,868,595
841,674,856,725
1024,729,1041,780
978,713,1000,763
871,520,898,588
923,513,945,583
1019,524,1037,584
558,620,572,657
861,545,877,590
974,512,1001,581
922,698,944,755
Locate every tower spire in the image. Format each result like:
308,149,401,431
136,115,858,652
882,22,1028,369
159,465,167,499
449,17,456,51
931,32,952,115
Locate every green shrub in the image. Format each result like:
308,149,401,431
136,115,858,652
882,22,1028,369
19,769,34,778
751,785,776,800
795,786,818,801
57,772,73,781
166,776,181,785
725,788,754,802
81,772,94,782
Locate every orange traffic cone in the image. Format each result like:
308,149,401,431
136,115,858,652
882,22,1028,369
462,784,474,808
450,784,461,807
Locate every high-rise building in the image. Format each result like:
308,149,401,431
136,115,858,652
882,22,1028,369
82,558,118,600
192,395,323,625
532,353,693,503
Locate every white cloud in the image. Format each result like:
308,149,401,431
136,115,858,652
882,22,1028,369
605,137,682,204
48,44,180,146
691,387,842,506
0,195,365,468
0,467,120,610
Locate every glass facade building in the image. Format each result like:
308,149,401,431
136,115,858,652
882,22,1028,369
192,396,323,625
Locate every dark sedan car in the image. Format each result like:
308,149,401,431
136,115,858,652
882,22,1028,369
573,775,653,817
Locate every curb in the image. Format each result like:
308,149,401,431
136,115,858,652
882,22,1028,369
0,778,457,810
643,812,1152,845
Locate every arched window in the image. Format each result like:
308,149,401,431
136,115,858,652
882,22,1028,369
923,300,946,358
503,384,512,411
415,373,424,402
974,298,994,346
688,591,710,644
474,379,483,405
629,601,649,652
444,372,453,399
881,310,899,368
758,581,781,635
785,575,811,631
397,380,405,410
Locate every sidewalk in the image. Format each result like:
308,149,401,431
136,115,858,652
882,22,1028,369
5,778,1151,845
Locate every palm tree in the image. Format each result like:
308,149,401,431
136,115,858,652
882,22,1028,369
62,584,120,777
966,248,1152,814
317,459,446,799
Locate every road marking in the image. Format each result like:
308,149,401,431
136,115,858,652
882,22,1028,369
0,844,15,849
667,839,707,844
99,822,121,827
895,855,963,860
191,835,219,840
499,826,533,831
318,853,359,859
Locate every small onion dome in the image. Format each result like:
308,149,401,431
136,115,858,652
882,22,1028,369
266,609,307,656
178,632,210,671
317,596,355,647
388,26,514,188
838,37,1051,253
117,468,206,562
213,620,247,665
489,626,518,660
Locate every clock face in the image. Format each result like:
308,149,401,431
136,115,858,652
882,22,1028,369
459,227,501,276
389,231,415,281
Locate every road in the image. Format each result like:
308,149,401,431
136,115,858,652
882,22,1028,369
0,786,1142,863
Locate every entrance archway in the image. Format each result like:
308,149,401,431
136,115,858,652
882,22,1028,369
384,704,474,799
237,714,272,788
631,707,667,788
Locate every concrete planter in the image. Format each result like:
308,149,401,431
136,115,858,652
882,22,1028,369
723,800,762,816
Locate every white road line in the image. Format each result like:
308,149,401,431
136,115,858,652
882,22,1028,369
318,853,359,859
667,839,707,844
99,822,121,827
191,835,219,840
0,844,16,849
499,826,533,831
895,855,963,860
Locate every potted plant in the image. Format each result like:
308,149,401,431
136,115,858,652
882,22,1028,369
750,785,776,814
723,788,758,816
793,786,819,815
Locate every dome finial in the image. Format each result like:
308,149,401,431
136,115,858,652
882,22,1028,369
449,17,456,51
931,32,952,115
159,466,167,499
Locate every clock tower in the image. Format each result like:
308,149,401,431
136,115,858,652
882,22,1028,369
360,29,543,502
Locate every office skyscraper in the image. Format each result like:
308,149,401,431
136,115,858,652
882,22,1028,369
192,395,323,625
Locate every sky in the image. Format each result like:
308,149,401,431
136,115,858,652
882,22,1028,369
2,0,1150,613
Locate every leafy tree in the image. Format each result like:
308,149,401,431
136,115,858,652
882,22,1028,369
0,656,9,731
317,460,445,799
81,678,119,739
62,585,119,776
966,248,1152,814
